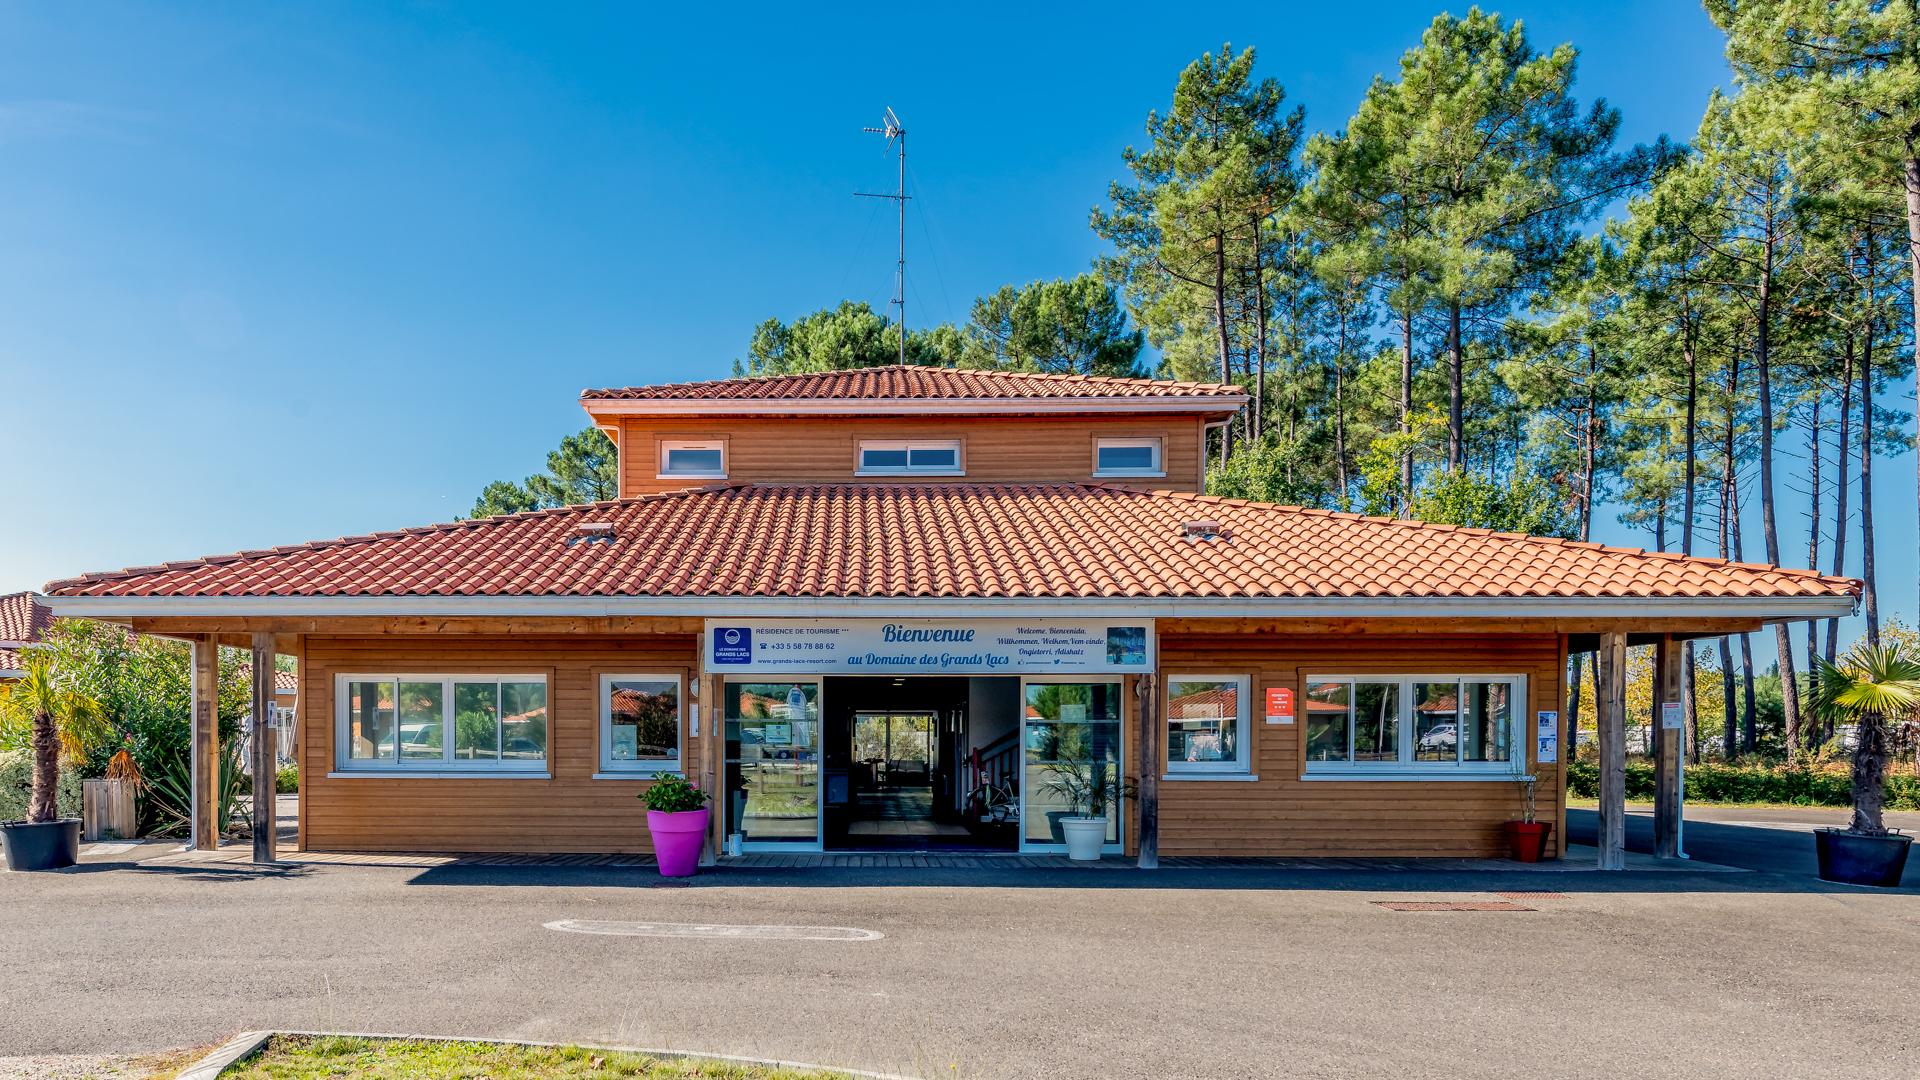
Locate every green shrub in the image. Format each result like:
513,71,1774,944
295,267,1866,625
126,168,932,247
638,772,710,813
1567,760,1920,809
275,762,299,795
0,748,82,822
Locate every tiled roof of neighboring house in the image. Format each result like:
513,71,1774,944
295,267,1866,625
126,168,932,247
40,483,1859,603
0,592,54,673
233,663,301,695
580,365,1246,403
0,592,53,643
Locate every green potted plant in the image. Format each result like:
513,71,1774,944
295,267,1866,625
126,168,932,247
1808,642,1920,887
1,652,110,871
1502,776,1550,862
1041,759,1130,861
638,772,712,877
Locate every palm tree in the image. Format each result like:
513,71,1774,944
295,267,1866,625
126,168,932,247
1809,643,1920,837
0,651,108,823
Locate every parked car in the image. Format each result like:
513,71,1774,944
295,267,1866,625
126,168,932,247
1418,723,1457,750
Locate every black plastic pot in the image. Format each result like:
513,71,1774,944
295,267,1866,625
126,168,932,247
1814,828,1911,888
1,819,83,871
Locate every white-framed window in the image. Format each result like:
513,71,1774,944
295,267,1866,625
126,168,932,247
600,673,682,775
334,674,548,773
1093,437,1164,477
658,439,727,479
1166,674,1251,776
856,439,964,476
1302,674,1523,779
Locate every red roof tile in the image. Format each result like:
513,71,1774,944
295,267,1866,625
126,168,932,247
0,592,52,644
581,365,1245,403
40,483,1858,604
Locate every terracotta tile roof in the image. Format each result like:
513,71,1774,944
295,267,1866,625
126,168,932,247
581,365,1245,403
40,484,1858,604
0,592,53,644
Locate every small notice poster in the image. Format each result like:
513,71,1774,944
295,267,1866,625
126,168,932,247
1265,686,1295,724
1661,702,1684,730
1536,710,1560,764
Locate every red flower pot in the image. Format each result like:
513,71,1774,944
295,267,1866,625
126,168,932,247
1503,820,1551,863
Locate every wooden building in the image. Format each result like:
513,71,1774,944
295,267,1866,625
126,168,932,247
39,367,1859,866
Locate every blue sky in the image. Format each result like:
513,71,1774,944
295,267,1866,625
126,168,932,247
1,1,1911,643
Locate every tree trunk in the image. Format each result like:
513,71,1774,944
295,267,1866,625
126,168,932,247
1212,230,1235,459
1826,334,1854,669
1754,256,1804,757
1804,390,1822,730
1399,302,1415,515
1860,241,1882,647
29,710,58,824
1250,215,1267,443
1904,142,1920,632
1447,300,1464,471
1682,331,1700,763
1719,453,1738,761
1850,710,1890,836
1333,351,1349,507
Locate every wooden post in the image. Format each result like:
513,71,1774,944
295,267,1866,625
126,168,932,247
1135,671,1159,870
190,636,219,851
250,633,277,863
1653,634,1684,859
706,673,726,860
1595,632,1628,870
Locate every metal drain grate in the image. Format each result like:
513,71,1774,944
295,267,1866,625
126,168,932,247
1371,901,1535,912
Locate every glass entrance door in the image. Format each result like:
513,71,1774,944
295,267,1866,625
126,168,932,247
724,680,822,850
1019,678,1124,854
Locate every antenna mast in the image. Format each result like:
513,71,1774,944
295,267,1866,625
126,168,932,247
855,107,908,364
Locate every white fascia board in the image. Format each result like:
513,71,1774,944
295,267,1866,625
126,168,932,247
40,593,1858,621
579,396,1247,417
0,669,23,680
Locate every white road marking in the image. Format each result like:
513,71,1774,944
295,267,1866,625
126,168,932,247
544,919,883,941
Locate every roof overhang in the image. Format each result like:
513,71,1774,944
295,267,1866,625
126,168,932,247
40,593,1857,622
580,395,1248,418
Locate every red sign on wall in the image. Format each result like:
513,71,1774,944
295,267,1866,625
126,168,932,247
1265,686,1295,723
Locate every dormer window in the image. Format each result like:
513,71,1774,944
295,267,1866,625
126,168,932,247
658,439,727,480
1094,437,1164,478
857,439,963,476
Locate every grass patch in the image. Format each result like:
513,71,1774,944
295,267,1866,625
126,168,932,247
222,1035,856,1079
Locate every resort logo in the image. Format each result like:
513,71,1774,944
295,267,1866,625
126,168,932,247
712,626,752,664
880,623,976,644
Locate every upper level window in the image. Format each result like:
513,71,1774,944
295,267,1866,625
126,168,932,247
1094,437,1164,477
857,440,963,476
1303,675,1522,779
1167,675,1251,776
659,440,726,479
336,674,548,773
600,674,682,775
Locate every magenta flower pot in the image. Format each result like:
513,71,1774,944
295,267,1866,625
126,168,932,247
647,808,710,877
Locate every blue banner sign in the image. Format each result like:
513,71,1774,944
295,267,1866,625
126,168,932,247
705,619,1154,675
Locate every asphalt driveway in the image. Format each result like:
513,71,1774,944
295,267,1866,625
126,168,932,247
4,843,1917,1080
1565,804,1920,876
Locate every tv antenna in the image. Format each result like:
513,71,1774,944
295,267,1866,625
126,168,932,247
855,107,908,364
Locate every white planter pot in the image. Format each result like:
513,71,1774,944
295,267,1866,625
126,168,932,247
1060,816,1107,861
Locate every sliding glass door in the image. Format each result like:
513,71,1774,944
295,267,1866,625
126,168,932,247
724,680,822,850
1019,678,1124,854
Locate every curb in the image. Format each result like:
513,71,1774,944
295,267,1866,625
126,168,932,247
177,1031,272,1080
175,1029,925,1079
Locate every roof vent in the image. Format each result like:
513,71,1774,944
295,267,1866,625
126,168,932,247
1182,519,1225,541
567,522,617,545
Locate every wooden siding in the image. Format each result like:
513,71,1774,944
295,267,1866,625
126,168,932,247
615,415,1207,496
301,634,700,854
290,624,1568,860
1151,632,1567,859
